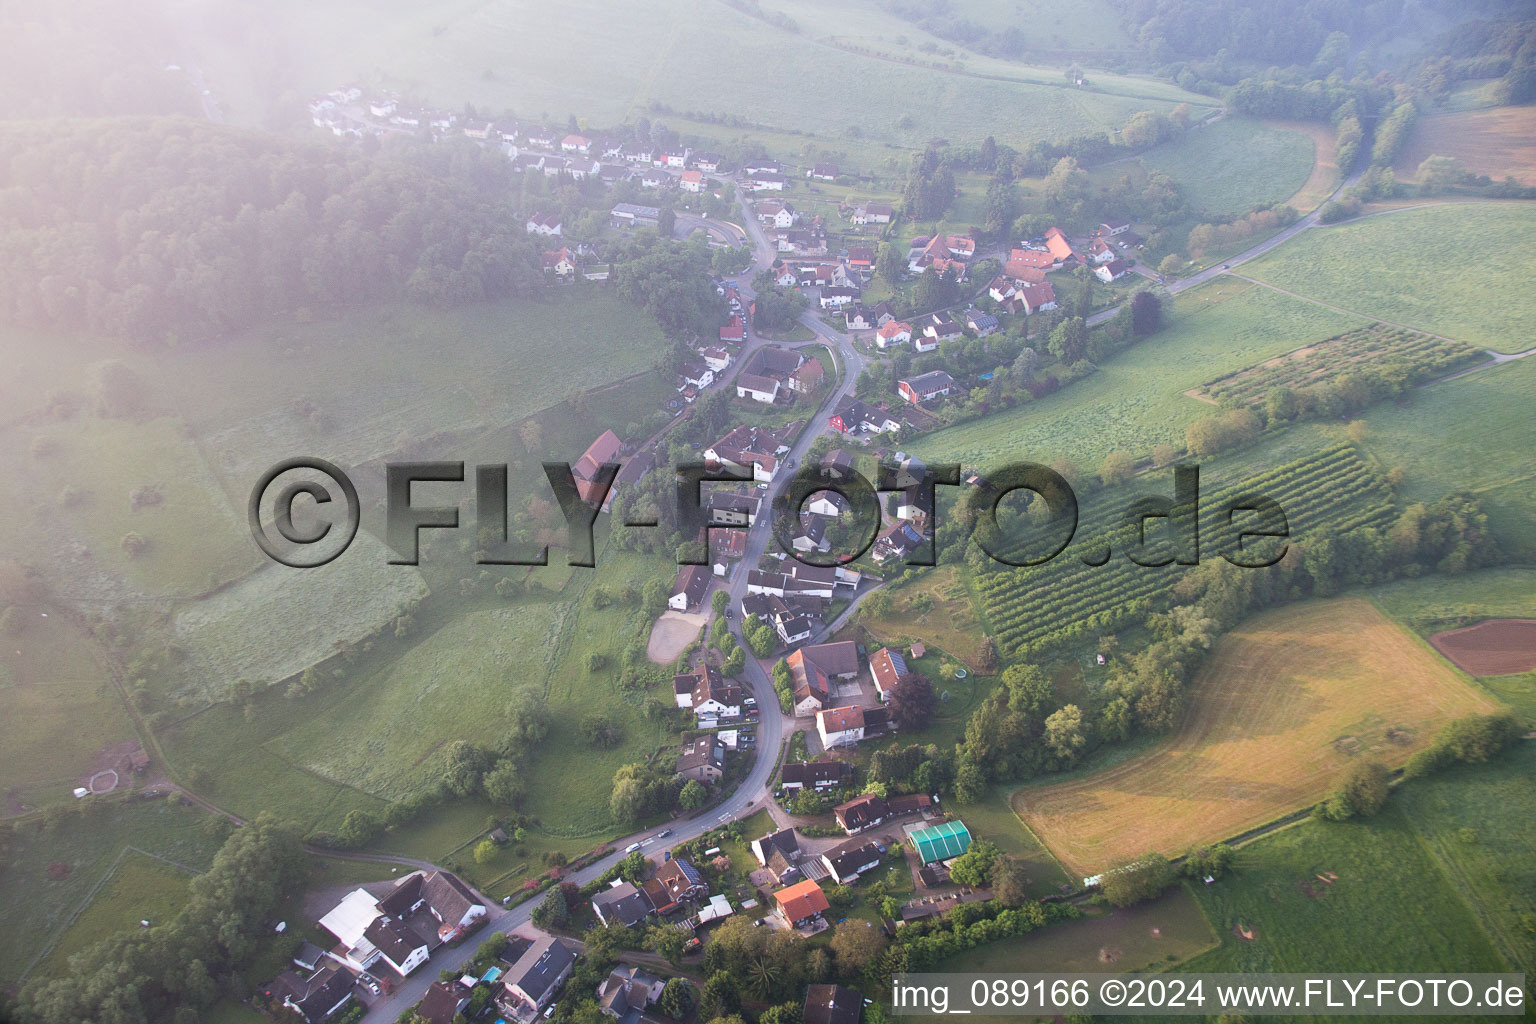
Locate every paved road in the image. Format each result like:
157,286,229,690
1087,162,1369,327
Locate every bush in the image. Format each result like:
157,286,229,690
1100,853,1175,907
1319,757,1391,820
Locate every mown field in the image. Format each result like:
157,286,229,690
0,611,137,815
1012,598,1502,876
202,0,1214,169
1394,105,1536,185
1138,116,1317,218
1356,354,1536,559
1371,568,1536,723
909,280,1362,471
1240,203,1536,353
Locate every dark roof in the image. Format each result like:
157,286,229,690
506,935,575,1002
823,838,884,879
288,967,354,1024
592,882,653,927
416,981,467,1024
422,871,481,927
654,857,705,899
676,736,723,773
364,917,425,966
834,794,889,831
901,370,957,396
804,983,864,1024
753,827,802,866
780,761,850,788
887,792,933,816
376,872,425,917
671,564,712,606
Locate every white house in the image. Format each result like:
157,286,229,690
875,320,911,349
1094,259,1133,283
816,705,867,749
735,373,781,404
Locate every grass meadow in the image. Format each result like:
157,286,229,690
1241,203,1536,353
0,798,227,986
0,611,137,814
36,850,196,976
1355,354,1536,559
1394,742,1536,973
910,279,1362,471
196,0,1214,170
1012,598,1501,876
1137,116,1317,218
1178,807,1506,977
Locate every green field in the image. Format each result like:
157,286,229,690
1182,808,1506,975
910,280,1362,470
0,799,227,986
1241,203,1536,353
1395,743,1536,973
37,850,196,976
1356,355,1536,559
0,612,137,814
189,0,1215,169
1138,116,1317,218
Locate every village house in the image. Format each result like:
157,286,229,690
785,641,861,716
868,646,909,701
705,424,783,482
834,793,888,834
561,133,592,153
610,203,661,229
694,153,722,172
592,881,654,928
264,966,355,1024
597,964,666,1022
922,312,964,344
898,370,957,405
779,760,851,792
701,346,733,373
736,372,780,404
668,564,712,612
789,357,825,394
809,163,839,181
965,310,999,336
709,489,760,527
816,705,867,749
821,837,884,884
498,936,576,1020
828,396,901,436
850,202,893,225
653,857,708,905
875,320,912,349
573,430,624,504
846,246,875,274
376,869,489,944
676,735,725,784
673,663,743,718
872,521,925,564
773,878,832,930
819,285,860,309
719,315,746,344
542,246,576,277
1087,236,1117,264
844,305,874,331
525,212,562,236
680,169,705,193
1100,218,1131,236
742,172,787,192
757,201,797,228
1043,226,1078,265
1094,258,1133,283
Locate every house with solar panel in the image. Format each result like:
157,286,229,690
908,820,972,865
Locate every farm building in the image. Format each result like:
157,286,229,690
909,820,972,864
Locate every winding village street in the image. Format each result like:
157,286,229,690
221,158,1475,1022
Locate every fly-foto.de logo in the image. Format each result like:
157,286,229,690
248,457,1290,570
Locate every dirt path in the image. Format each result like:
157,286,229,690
1264,119,1340,214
